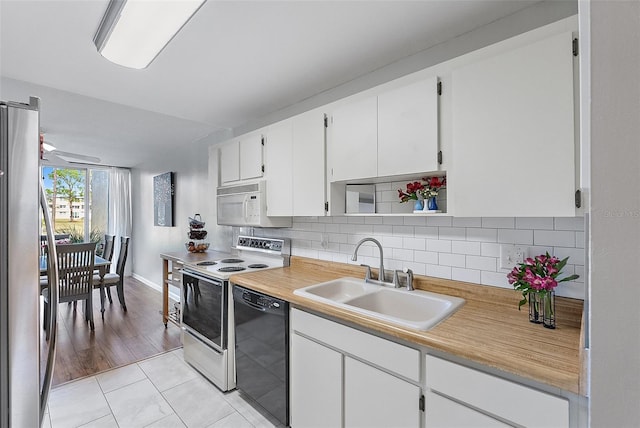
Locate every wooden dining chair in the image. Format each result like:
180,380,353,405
42,242,97,339
101,234,115,263
94,236,130,312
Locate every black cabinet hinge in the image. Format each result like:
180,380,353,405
325,201,329,212
261,165,265,173
575,189,581,208
437,81,442,96
324,115,328,128
419,394,425,412
437,150,443,165
572,38,579,56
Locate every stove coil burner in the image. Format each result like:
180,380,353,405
197,261,217,266
247,263,269,269
218,266,246,273
219,258,244,264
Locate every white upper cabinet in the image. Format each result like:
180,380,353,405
239,132,264,181
264,119,293,216
263,109,327,217
329,77,440,183
219,141,240,184
220,132,264,185
378,77,440,177
450,31,576,217
329,96,378,182
292,109,327,216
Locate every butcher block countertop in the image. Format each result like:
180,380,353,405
230,256,585,396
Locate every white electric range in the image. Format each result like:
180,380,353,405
180,236,290,392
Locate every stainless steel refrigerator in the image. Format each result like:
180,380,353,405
1,97,58,427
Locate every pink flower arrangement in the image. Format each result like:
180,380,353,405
397,176,446,203
507,252,579,309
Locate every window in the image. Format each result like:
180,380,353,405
41,166,109,245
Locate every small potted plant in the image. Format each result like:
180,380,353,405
507,253,579,328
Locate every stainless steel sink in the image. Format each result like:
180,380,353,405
294,277,465,331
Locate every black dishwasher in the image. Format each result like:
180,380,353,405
233,285,289,426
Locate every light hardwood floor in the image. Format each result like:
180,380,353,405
41,277,182,387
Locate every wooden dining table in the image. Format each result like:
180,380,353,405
39,255,112,315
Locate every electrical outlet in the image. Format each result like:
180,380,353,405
500,244,528,269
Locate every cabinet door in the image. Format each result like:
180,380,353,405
292,110,326,216
264,119,293,216
220,141,240,184
425,391,509,428
344,357,421,428
451,31,575,217
329,96,377,182
378,77,439,177
239,132,264,180
290,333,342,428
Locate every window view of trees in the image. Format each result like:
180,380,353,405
42,167,109,247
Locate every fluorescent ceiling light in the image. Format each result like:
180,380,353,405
94,0,205,69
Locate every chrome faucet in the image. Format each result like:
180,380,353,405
351,238,385,282
393,268,414,290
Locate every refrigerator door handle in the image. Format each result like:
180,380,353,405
39,181,58,424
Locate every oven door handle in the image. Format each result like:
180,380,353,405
183,270,223,286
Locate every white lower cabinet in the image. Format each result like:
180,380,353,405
290,309,422,428
425,355,569,428
425,391,509,428
290,333,342,428
345,357,421,428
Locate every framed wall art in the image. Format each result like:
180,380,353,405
153,172,175,227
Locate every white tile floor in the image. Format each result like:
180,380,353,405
43,349,283,428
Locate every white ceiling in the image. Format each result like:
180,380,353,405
0,0,541,168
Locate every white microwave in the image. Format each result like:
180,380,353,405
216,181,292,227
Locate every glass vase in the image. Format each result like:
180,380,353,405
414,199,423,211
543,291,556,329
528,292,542,324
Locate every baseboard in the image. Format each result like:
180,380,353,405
132,273,180,301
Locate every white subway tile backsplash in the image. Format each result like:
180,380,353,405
553,247,585,265
364,216,384,225
439,253,466,268
426,216,453,227
426,239,452,253
392,248,414,261
415,250,439,264
516,217,554,230
480,271,510,288
466,255,497,271
534,230,576,247
373,225,394,235
273,215,584,300
554,217,584,231
480,242,501,257
426,264,452,279
497,229,534,245
403,216,428,226
403,237,426,251
415,226,438,238
452,268,481,284
466,228,497,242
383,217,404,226
452,217,482,227
382,236,404,248
392,225,414,236
481,217,515,229
439,227,466,241
452,241,481,256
